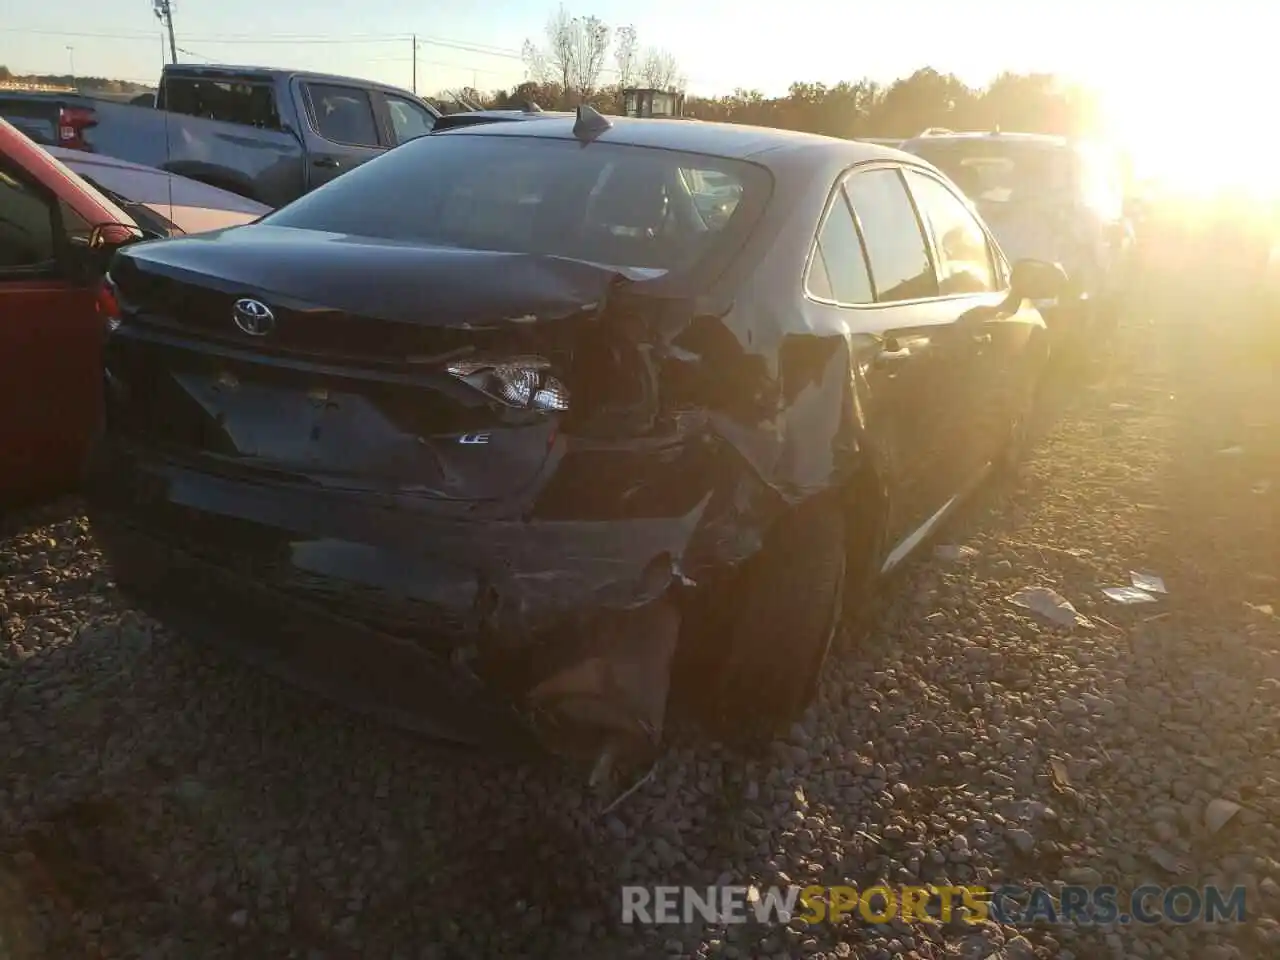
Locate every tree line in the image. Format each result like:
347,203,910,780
0,65,151,94
455,5,1103,140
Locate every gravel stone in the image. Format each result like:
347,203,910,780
2,282,1279,958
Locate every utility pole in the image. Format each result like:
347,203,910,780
66,46,75,86
411,34,418,94
153,0,178,65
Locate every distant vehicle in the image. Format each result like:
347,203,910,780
87,109,1065,766
621,88,685,119
900,130,1134,342
430,103,567,132
0,64,442,207
0,119,266,502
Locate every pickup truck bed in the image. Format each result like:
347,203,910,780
0,65,441,208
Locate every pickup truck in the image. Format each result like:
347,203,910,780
0,64,442,208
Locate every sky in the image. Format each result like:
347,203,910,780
2,0,1272,185
0,0,1260,102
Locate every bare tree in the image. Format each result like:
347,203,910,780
521,38,550,87
523,6,612,105
548,6,577,95
614,25,638,89
639,47,682,90
569,15,610,99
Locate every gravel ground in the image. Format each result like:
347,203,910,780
2,272,1279,960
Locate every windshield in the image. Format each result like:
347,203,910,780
908,141,1074,205
262,133,769,273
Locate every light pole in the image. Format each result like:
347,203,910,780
153,0,178,65
66,46,75,86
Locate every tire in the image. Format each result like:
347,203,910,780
714,498,846,732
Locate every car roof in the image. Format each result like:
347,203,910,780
902,131,1073,150
163,64,430,105
47,144,161,175
436,114,908,164
47,144,270,216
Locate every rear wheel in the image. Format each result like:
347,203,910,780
714,499,846,733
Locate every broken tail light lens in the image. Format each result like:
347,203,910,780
96,273,122,333
446,356,570,412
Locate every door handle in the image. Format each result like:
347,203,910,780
972,332,993,345
313,157,340,169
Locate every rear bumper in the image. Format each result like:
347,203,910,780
85,438,708,753
94,512,537,749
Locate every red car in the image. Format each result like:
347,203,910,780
0,119,269,503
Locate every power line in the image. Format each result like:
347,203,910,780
0,24,712,88
175,46,217,63
0,26,522,57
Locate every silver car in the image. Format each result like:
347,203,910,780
900,131,1134,343
46,145,270,236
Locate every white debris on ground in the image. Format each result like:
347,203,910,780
1,290,1279,960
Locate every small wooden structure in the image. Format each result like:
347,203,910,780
621,88,685,119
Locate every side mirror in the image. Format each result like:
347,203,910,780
1009,258,1069,302
67,222,144,283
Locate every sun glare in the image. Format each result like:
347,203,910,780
1106,75,1280,200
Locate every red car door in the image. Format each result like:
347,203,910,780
0,119,136,500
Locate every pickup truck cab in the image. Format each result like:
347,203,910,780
0,65,441,208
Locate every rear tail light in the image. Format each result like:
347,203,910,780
57,105,97,150
446,356,570,412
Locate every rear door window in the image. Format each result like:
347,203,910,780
305,84,381,147
163,77,282,130
806,185,873,304
844,167,937,303
385,95,437,143
903,170,998,295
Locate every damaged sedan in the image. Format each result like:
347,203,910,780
85,108,1065,774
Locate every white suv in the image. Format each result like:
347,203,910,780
900,131,1134,341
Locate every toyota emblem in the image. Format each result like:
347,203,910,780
233,298,275,336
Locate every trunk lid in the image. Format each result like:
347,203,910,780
105,226,633,500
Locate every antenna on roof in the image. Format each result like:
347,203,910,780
523,100,543,113
573,104,612,141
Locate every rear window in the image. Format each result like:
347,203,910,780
261,133,769,274
163,77,282,130
907,141,1073,205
